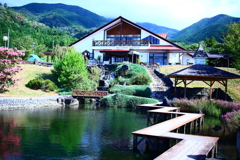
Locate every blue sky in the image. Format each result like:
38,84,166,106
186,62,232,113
2,0,240,30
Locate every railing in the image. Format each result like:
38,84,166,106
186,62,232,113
72,90,108,98
92,40,149,46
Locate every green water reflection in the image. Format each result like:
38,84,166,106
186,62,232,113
0,104,236,159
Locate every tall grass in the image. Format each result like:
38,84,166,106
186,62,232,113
171,99,240,117
222,110,240,132
171,99,240,132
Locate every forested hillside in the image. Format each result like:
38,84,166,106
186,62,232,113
172,14,240,43
136,22,179,38
0,5,77,59
12,3,108,38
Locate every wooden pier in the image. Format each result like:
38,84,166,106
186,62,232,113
132,104,218,160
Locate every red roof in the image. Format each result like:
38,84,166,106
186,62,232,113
157,33,168,39
148,45,182,50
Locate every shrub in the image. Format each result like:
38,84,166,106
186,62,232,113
110,85,152,97
115,63,148,78
89,67,100,82
27,78,45,89
222,110,240,132
132,74,151,85
0,47,25,91
27,78,58,91
100,93,158,108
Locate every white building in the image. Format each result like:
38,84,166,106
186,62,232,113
69,16,195,65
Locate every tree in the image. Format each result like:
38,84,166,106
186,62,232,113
0,47,25,92
52,48,97,91
223,23,240,70
12,35,34,60
51,44,70,62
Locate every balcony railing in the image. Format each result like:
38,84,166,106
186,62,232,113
92,40,149,46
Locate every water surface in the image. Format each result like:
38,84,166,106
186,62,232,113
0,104,236,159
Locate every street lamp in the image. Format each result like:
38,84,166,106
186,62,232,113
3,36,8,48
32,42,35,54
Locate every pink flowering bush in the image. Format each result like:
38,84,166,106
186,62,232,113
172,98,240,132
222,110,240,132
171,99,240,117
0,47,25,92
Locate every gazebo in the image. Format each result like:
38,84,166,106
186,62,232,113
165,45,240,100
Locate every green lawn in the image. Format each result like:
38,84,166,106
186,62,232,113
159,65,240,103
0,64,58,97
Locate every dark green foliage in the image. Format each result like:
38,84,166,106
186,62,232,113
27,78,58,91
172,14,240,43
110,85,152,97
27,78,45,89
100,94,158,108
222,23,240,70
132,74,151,85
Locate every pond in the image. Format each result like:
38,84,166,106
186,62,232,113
0,103,236,159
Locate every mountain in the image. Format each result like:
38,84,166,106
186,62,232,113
105,18,179,38
12,3,108,28
136,22,179,38
172,14,240,43
0,5,76,55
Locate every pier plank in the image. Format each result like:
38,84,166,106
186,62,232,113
154,140,216,160
161,132,219,142
132,114,203,136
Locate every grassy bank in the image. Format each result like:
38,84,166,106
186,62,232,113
0,64,58,97
160,65,240,103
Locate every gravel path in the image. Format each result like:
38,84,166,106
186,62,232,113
0,95,71,110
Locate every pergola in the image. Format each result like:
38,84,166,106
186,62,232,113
165,64,240,100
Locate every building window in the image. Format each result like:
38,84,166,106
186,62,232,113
115,57,126,62
149,53,167,65
107,35,140,41
89,53,94,60
142,36,160,44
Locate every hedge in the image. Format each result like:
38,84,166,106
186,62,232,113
110,85,152,97
100,93,159,108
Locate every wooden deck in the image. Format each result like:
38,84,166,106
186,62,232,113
154,139,217,160
136,103,163,113
132,105,218,160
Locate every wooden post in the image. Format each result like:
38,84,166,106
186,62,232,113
210,85,212,99
133,134,138,149
183,79,187,99
225,79,228,101
237,126,240,159
174,78,177,97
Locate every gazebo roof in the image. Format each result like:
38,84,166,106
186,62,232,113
165,64,240,80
